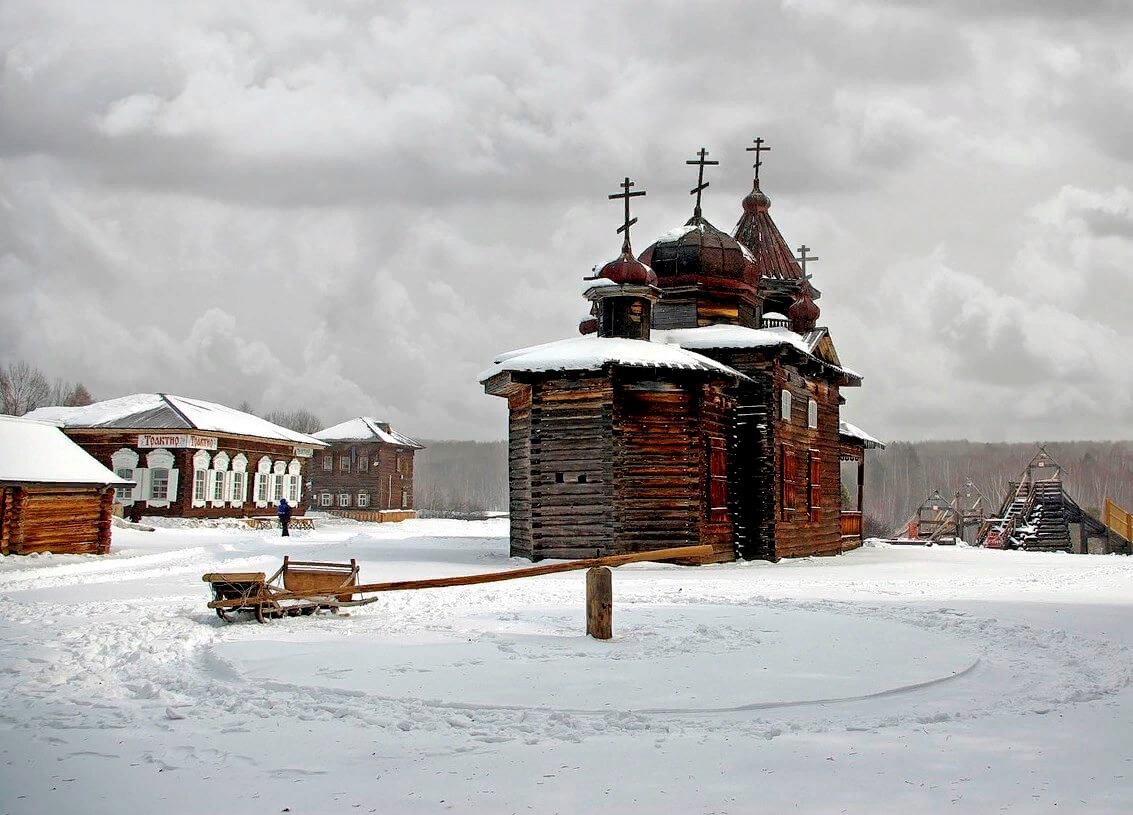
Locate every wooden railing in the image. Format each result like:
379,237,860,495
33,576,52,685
326,509,417,523
840,511,863,539
1104,499,1133,542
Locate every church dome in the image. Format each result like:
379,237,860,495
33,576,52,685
596,239,657,286
788,287,820,331
638,216,758,289
742,182,771,214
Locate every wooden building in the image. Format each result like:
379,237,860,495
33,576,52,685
309,418,424,519
483,146,879,562
25,394,325,519
839,420,886,548
1,416,132,555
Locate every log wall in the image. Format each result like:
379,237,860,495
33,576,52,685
529,376,614,560
309,441,418,511
508,387,533,558
613,377,700,555
0,484,112,555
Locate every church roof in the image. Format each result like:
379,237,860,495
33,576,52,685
653,324,860,381
0,415,133,486
479,335,750,383
314,418,424,448
732,181,804,282
25,394,326,446
638,217,758,292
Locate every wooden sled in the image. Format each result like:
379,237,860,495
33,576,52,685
203,556,359,623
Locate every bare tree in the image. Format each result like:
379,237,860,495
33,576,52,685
262,408,323,434
0,361,51,415
66,383,93,406
237,400,254,414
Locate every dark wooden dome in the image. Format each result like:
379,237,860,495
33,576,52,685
638,216,759,290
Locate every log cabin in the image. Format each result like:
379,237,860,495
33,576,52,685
308,418,424,519
0,415,132,555
482,143,881,563
24,394,326,519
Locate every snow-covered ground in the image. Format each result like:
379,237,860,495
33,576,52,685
2,517,1132,814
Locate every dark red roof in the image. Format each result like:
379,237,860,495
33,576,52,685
596,239,657,286
638,216,758,293
732,181,802,281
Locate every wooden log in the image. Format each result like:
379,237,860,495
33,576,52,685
586,566,613,640
210,544,715,608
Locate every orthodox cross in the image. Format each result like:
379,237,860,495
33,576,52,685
795,244,819,276
747,137,771,184
686,147,718,219
609,176,646,242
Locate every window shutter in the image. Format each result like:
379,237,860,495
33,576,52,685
135,468,150,502
708,437,728,522
808,452,822,523
167,469,179,503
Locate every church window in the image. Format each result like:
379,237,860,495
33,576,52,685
708,437,728,522
808,399,818,429
808,451,822,523
781,446,798,519
781,390,792,423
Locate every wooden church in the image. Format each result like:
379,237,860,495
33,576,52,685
481,140,874,563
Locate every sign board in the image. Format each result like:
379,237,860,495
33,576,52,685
293,446,314,458
137,434,218,451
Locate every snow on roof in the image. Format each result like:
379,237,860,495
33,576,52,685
0,415,133,486
840,420,885,449
480,335,750,383
314,418,424,448
653,324,814,356
25,394,326,446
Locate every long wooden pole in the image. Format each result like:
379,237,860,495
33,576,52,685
208,544,716,609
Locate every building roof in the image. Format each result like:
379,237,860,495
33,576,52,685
654,324,861,381
480,335,750,383
733,181,804,282
25,394,326,447
313,418,424,449
839,420,885,449
0,415,133,486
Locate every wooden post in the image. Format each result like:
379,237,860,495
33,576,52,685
586,566,613,640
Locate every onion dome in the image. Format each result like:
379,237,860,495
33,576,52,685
596,238,657,286
638,215,758,289
788,286,820,333
742,180,771,214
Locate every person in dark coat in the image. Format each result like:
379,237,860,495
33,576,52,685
277,497,292,537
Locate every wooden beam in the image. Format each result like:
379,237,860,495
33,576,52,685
208,544,715,609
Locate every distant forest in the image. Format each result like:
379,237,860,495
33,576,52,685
415,438,1133,533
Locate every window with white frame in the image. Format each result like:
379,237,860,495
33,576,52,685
111,448,139,503
286,459,301,503
358,456,368,473
191,449,211,508
255,457,272,506
339,493,350,507
357,492,369,508
320,493,332,507
145,447,177,506
339,455,350,472
781,389,793,422
323,454,333,471
231,454,248,506
211,451,230,504
271,460,286,503
401,489,409,508
807,398,818,429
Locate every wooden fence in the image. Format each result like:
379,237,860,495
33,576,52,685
1104,499,1133,543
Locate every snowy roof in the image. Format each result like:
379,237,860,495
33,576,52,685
480,335,750,383
840,420,885,449
653,324,815,356
314,418,424,449
25,394,326,447
0,415,133,486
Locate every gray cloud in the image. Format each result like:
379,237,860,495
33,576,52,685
2,0,1132,442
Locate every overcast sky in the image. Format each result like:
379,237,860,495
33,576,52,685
3,0,1132,443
